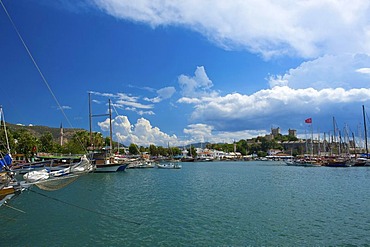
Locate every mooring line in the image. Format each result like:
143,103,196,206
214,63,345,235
29,189,142,226
3,203,26,214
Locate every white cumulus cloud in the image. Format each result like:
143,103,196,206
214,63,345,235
178,66,218,98
99,116,178,146
144,86,176,103
180,86,370,132
268,53,370,89
91,0,370,58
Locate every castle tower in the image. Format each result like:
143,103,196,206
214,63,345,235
288,129,297,137
271,127,280,137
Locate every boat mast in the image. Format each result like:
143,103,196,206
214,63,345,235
109,99,113,156
323,132,326,156
332,117,339,155
0,106,10,153
310,122,313,158
352,132,357,159
89,92,93,149
89,93,113,154
363,105,368,157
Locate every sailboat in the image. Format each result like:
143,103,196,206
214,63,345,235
352,105,370,166
0,107,25,205
21,155,94,191
0,2,94,194
89,93,128,172
0,154,24,206
325,117,351,167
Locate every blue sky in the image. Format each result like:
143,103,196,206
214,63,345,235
2,0,370,147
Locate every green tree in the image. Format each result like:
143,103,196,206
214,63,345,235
149,144,158,156
236,140,247,155
12,129,38,159
248,143,261,155
129,143,139,155
139,146,146,153
0,126,13,154
91,132,104,149
104,137,111,148
39,131,54,152
169,147,181,156
189,146,197,158
72,130,90,150
157,146,167,156
62,140,85,154
62,130,91,154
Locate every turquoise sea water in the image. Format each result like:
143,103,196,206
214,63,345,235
1,161,370,246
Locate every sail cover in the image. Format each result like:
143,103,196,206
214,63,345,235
0,154,12,171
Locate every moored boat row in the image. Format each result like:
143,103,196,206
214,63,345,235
285,155,370,167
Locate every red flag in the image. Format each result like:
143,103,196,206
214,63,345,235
305,118,312,124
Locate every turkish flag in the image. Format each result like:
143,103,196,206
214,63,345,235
305,118,312,124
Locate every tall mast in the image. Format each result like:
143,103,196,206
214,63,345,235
310,121,313,157
89,93,113,153
363,105,368,156
0,106,10,153
89,92,93,149
109,99,113,156
352,132,357,159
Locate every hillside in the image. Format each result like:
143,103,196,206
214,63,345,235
5,122,85,142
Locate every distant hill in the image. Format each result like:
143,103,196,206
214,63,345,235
183,142,211,148
4,123,213,148
5,122,85,142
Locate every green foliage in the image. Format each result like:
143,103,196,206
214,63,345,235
149,144,158,156
190,146,197,158
0,126,13,153
170,147,181,156
12,129,38,158
274,134,298,142
139,146,146,153
1,122,300,158
104,137,111,147
39,132,54,152
61,140,85,154
257,151,267,157
91,132,104,149
157,146,167,156
129,143,139,155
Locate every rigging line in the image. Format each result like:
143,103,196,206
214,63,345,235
0,1,89,154
111,103,127,131
3,203,26,214
0,106,10,152
29,189,142,226
0,214,17,221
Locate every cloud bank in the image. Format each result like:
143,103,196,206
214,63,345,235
88,1,370,145
92,0,370,58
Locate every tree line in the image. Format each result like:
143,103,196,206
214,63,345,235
0,125,298,159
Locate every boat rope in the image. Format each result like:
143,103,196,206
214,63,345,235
0,0,89,154
29,189,142,226
0,214,18,221
3,202,26,214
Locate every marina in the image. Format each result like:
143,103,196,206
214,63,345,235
1,161,370,246
2,1,370,246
